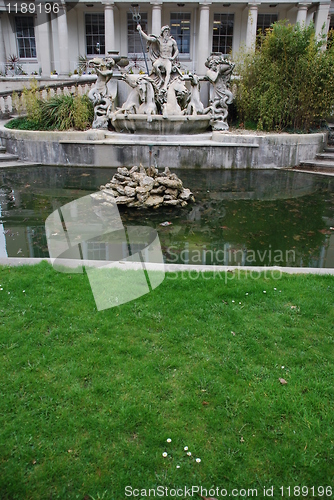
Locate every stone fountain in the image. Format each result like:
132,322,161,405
87,25,235,134
86,25,235,208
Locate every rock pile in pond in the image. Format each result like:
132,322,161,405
98,165,195,209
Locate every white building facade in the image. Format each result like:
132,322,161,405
0,0,333,77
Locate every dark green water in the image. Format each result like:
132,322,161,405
1,166,334,267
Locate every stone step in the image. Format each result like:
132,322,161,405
0,160,39,168
316,152,334,160
300,159,334,169
324,146,334,153
0,153,18,162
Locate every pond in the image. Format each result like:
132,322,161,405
1,166,334,268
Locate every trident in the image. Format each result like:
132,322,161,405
130,7,149,75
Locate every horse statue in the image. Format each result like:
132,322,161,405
162,78,189,118
110,74,157,122
186,74,211,116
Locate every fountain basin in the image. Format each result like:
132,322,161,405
0,123,327,168
111,114,211,135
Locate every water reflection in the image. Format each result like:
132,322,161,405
1,166,334,267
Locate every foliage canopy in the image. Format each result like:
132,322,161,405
235,21,334,131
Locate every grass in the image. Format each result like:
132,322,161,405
4,117,51,131
0,262,334,499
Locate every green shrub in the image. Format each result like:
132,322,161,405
235,21,334,131
22,79,43,123
4,117,42,130
73,94,94,130
6,87,93,131
39,94,75,130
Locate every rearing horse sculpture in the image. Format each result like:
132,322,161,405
162,78,189,118
110,74,157,122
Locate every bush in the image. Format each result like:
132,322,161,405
22,79,43,123
235,21,334,131
73,94,94,130
6,85,93,131
4,117,42,130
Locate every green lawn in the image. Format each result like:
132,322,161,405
0,263,333,499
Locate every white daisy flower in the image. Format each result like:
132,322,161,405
187,451,191,456
274,288,277,291
263,291,266,294
167,438,171,443
162,452,167,457
196,458,201,463
184,446,188,451
232,300,235,303
245,293,248,295
176,465,180,469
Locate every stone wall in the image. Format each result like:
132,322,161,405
0,125,327,169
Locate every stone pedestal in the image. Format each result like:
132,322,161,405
104,2,115,53
246,3,258,51
0,15,6,73
296,3,310,25
151,1,162,36
58,4,70,75
36,10,52,75
197,2,211,75
314,1,330,41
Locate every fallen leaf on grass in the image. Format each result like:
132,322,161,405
202,401,209,406
279,378,288,385
231,331,236,336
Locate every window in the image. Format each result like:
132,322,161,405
329,15,334,30
127,12,148,56
257,13,278,35
170,12,191,54
86,242,107,261
85,13,105,56
15,16,36,59
212,13,234,55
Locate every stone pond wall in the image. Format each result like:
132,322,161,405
0,126,327,169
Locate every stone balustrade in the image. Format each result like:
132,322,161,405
0,79,95,118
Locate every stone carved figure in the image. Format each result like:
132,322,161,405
163,78,189,117
110,74,157,122
186,73,211,116
205,53,235,131
88,57,116,129
137,24,181,91
87,50,235,132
